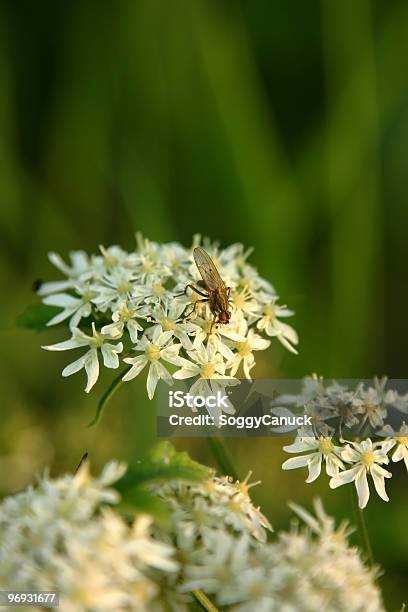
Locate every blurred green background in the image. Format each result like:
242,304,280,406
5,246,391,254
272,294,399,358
0,0,407,607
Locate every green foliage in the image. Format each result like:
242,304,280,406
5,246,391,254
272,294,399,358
116,441,213,490
115,442,212,520
16,304,62,332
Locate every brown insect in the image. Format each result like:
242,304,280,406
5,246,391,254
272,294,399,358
180,247,231,333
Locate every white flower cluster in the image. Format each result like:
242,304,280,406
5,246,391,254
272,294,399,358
150,471,273,548
39,235,298,399
0,461,178,612
0,464,384,611
154,481,383,611
276,376,408,508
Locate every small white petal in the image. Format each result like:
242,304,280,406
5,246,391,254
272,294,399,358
122,356,148,381
173,363,200,379
101,343,122,369
62,355,86,377
43,293,80,308
84,348,99,393
306,455,322,483
371,465,390,502
355,471,370,509
329,465,361,489
146,363,160,399
282,455,311,470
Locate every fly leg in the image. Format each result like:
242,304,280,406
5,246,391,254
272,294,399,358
175,284,209,319
210,312,218,334
175,284,208,298
183,298,208,320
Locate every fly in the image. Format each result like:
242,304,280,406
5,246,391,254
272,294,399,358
179,247,231,333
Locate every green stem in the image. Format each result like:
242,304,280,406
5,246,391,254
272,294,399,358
206,436,239,481
88,365,132,427
193,589,220,612
350,486,374,565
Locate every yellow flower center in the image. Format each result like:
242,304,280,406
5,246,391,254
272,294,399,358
89,330,104,348
119,307,132,322
360,450,376,467
234,293,245,309
228,498,244,513
104,255,118,268
145,343,161,361
397,436,408,446
318,438,334,455
141,258,154,273
264,304,276,319
82,289,97,302
152,282,165,297
236,341,252,356
201,363,215,378
160,318,175,331
117,281,131,294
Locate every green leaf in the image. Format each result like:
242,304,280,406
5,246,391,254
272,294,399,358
88,365,132,427
118,486,169,522
16,303,62,331
115,442,212,493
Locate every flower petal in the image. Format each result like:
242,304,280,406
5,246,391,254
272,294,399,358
146,363,160,399
84,348,99,393
306,455,322,483
122,356,147,381
329,465,361,489
371,465,390,502
355,471,370,509
282,455,311,470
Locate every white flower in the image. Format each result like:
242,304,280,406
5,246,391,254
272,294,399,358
282,436,344,482
42,323,123,393
228,321,270,380
42,284,97,328
38,250,94,295
98,244,138,270
101,301,144,342
329,439,393,509
353,385,388,429
378,422,408,471
151,472,272,550
38,237,298,401
256,296,298,354
0,461,178,612
173,496,384,612
90,268,138,311
173,341,236,408
147,302,199,349
230,286,259,318
122,328,182,399
132,275,172,305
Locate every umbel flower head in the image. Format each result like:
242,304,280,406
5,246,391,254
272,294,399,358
178,498,384,611
0,461,178,612
277,376,408,508
150,470,273,553
0,461,384,611
39,235,298,401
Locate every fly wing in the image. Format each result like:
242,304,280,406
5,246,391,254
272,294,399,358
193,247,226,291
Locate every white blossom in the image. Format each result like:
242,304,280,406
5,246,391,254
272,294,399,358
282,436,344,482
38,236,298,401
329,439,394,509
378,422,408,471
42,323,123,393
0,461,178,612
256,296,298,354
122,328,183,399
